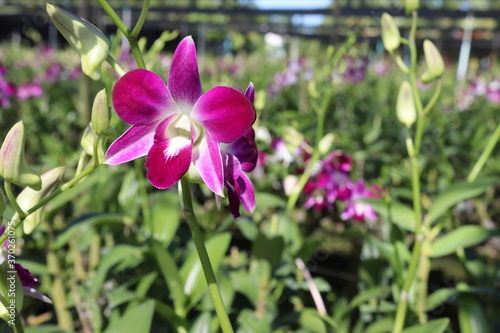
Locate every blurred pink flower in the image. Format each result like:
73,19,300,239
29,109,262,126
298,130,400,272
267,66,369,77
16,82,43,101
340,180,381,222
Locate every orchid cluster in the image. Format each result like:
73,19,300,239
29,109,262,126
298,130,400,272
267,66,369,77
105,37,257,218
456,76,500,110
0,46,81,106
333,56,368,84
267,57,313,98
303,151,381,222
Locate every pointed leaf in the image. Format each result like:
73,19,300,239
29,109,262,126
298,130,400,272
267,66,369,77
104,300,155,333
427,177,500,224
402,318,449,333
361,198,415,231
430,225,500,258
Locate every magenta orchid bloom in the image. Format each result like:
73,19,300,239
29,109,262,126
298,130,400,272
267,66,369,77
220,84,258,218
340,180,381,222
105,36,256,195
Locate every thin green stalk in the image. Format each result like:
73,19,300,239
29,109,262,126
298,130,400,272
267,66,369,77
95,0,130,37
106,55,126,77
285,87,330,214
393,11,427,333
129,39,146,69
134,159,151,227
423,80,442,115
3,181,26,219
0,165,99,245
131,0,150,38
467,121,500,182
179,176,233,333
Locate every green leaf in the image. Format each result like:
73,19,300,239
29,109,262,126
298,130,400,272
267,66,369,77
430,225,500,258
152,241,186,317
348,286,391,313
148,192,180,246
104,300,155,333
425,288,456,311
458,294,491,333
299,308,327,333
180,233,231,308
252,232,284,268
402,318,449,333
91,245,145,293
364,317,394,333
255,193,285,209
361,198,414,231
54,213,126,249
24,326,71,333
427,177,500,224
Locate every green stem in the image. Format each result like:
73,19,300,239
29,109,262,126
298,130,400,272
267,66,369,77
134,159,151,227
422,80,442,115
129,39,146,69
95,0,130,37
0,165,99,245
285,87,330,214
131,0,150,38
467,121,500,182
179,176,233,333
3,181,26,219
106,55,126,77
393,11,426,333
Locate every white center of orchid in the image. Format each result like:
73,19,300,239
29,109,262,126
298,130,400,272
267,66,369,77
164,136,191,157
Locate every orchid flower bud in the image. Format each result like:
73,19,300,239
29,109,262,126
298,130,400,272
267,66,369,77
381,13,400,53
81,124,105,161
0,121,41,190
396,81,417,128
91,89,114,136
14,167,66,234
405,0,420,14
421,39,445,82
46,3,110,80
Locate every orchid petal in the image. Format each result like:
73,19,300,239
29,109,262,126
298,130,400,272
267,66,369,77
113,69,177,125
105,122,159,165
244,82,255,103
192,86,255,143
145,118,192,189
237,172,255,213
226,181,241,218
168,36,202,105
222,128,257,172
193,135,224,196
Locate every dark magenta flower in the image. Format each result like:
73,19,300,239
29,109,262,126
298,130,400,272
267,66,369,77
220,84,258,218
340,180,381,222
105,36,256,195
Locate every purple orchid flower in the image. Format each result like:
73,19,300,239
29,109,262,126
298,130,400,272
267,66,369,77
340,180,381,222
105,36,256,195
219,84,258,218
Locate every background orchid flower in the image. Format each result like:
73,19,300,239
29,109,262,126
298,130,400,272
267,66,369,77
219,83,258,218
105,36,256,195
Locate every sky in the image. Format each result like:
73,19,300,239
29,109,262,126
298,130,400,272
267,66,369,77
254,0,332,26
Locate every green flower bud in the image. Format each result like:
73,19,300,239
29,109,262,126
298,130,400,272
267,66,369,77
0,121,41,190
422,39,445,81
91,89,114,136
318,133,336,155
396,81,417,128
81,124,105,161
13,167,66,234
46,3,110,80
405,0,420,14
381,13,400,52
